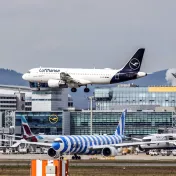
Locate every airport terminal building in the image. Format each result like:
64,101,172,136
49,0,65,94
70,111,174,137
14,85,176,137
94,84,176,111
1,84,176,138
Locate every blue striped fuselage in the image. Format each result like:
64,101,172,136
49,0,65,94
52,135,122,155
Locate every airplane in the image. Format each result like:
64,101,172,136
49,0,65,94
22,48,147,92
1,110,176,159
172,73,176,78
21,115,59,143
132,133,176,154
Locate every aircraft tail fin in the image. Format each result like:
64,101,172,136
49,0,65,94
21,116,34,139
120,48,145,73
115,109,127,136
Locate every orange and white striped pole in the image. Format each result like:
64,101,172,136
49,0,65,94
31,160,69,176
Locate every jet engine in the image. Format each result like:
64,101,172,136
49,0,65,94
48,148,60,158
48,79,65,88
102,147,118,157
138,145,145,152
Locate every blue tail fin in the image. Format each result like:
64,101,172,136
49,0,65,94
121,48,145,73
115,109,127,136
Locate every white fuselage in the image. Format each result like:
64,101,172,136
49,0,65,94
23,68,118,84
140,134,176,150
22,67,146,87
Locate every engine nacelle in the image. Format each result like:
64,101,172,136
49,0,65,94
137,145,146,152
48,148,60,158
48,79,65,88
102,147,118,157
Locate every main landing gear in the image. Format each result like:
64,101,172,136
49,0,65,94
60,156,64,160
71,86,90,93
71,87,77,92
84,87,90,93
72,154,81,160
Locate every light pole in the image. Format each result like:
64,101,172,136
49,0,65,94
89,96,94,135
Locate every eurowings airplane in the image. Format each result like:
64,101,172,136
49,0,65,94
22,48,147,92
21,116,58,143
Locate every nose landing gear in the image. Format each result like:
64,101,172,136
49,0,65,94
71,88,77,92
37,83,40,91
72,154,81,160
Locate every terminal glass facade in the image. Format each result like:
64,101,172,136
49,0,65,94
16,111,63,135
70,111,173,137
94,86,176,110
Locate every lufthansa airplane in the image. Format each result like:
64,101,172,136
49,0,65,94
22,48,147,92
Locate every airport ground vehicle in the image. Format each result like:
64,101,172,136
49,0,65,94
161,149,172,156
172,150,176,156
149,150,159,156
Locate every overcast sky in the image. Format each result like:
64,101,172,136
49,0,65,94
0,0,176,73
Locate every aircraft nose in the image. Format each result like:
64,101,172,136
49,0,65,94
52,142,60,150
22,73,27,80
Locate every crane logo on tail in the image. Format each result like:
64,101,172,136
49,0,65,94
129,58,140,70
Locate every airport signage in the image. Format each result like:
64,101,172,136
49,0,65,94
49,114,59,124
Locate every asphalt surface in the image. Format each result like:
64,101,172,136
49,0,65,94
1,153,176,161
0,153,176,167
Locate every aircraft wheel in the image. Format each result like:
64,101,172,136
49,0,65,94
84,87,90,93
72,156,75,160
60,156,64,160
78,156,81,160
71,88,77,92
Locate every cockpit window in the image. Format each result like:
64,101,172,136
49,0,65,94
27,71,31,73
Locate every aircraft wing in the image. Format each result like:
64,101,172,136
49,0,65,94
18,140,52,147
89,140,176,150
60,72,79,84
60,72,91,85
0,139,52,147
131,137,143,142
166,141,176,146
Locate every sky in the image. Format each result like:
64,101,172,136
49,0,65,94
0,0,176,73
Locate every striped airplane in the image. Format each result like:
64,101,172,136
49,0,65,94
1,110,176,159
47,110,127,159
